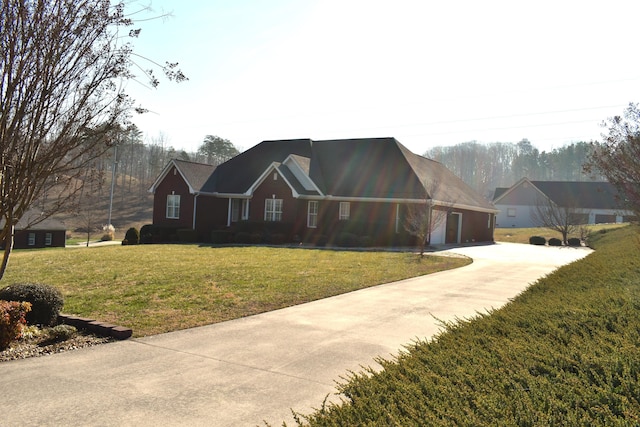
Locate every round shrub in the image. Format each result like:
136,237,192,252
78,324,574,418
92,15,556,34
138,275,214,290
0,283,64,326
529,236,546,245
47,324,77,342
548,237,563,246
337,232,359,247
122,227,140,245
567,237,582,247
139,224,154,244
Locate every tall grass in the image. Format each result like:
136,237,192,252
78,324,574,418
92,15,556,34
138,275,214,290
2,246,468,336
296,226,640,425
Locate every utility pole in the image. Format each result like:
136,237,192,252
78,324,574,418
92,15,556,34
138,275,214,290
107,145,117,227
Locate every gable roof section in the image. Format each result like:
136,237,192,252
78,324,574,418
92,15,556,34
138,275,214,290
494,179,623,210
0,210,67,231
148,159,216,194
532,181,621,209
398,143,496,211
202,139,313,194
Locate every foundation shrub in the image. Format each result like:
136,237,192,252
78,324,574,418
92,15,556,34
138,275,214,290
266,233,286,245
139,224,154,244
0,283,63,326
567,237,581,247
234,232,252,244
359,236,374,247
46,324,77,342
177,229,198,243
0,301,31,350
548,237,562,246
211,230,233,244
336,232,359,247
122,227,140,245
529,235,546,245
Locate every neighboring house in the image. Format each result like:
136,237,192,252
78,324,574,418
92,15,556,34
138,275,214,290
3,211,67,249
493,178,634,228
149,137,498,246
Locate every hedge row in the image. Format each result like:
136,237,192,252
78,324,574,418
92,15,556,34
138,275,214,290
295,226,640,425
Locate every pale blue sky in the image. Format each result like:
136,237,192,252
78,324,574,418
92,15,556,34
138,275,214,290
125,0,640,155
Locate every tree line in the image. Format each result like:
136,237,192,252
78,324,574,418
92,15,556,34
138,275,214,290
425,139,602,199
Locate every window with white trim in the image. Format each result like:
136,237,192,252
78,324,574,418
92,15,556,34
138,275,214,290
507,208,516,217
28,233,36,246
264,198,283,222
307,201,318,228
45,233,52,246
166,194,180,219
339,202,350,221
231,199,250,222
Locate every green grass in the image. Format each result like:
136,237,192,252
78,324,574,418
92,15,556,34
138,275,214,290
1,245,469,336
494,223,628,244
296,226,640,425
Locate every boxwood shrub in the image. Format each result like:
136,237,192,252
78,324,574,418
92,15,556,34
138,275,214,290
0,283,63,326
567,237,581,247
548,237,563,246
529,236,546,245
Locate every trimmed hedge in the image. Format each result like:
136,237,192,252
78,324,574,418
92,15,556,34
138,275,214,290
122,227,140,245
548,237,562,246
567,237,581,247
0,283,63,326
529,236,546,245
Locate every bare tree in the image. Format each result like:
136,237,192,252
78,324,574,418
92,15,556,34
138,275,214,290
530,194,589,245
404,180,453,256
0,0,186,279
585,102,640,221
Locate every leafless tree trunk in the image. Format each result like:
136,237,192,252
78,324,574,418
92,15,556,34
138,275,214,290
530,194,588,245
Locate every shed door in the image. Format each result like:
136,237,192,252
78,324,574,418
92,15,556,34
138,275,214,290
445,212,461,244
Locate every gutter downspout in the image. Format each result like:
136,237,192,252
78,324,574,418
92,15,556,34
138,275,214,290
192,194,199,230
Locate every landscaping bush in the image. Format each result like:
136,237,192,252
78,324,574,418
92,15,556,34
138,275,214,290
101,224,115,241
234,231,252,244
548,237,562,246
211,230,233,244
122,227,140,245
0,301,31,350
177,229,198,243
336,232,359,247
266,233,286,245
316,235,328,247
0,283,63,326
139,224,154,244
567,237,581,247
46,324,77,342
529,236,546,245
359,236,374,247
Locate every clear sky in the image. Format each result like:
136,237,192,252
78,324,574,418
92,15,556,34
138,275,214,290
124,0,640,156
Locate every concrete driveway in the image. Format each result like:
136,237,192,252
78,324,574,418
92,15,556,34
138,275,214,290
1,243,591,427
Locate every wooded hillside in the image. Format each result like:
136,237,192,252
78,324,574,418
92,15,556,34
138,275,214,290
425,139,601,198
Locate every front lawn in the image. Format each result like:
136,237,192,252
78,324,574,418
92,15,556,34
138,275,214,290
494,223,628,244
1,246,469,336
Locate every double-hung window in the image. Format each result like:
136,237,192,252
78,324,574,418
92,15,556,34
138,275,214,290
166,194,180,219
28,233,36,246
264,198,283,222
231,199,250,222
45,233,52,246
307,201,318,228
339,202,350,221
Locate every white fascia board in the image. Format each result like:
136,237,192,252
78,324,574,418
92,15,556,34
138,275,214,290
282,155,325,196
493,177,534,204
407,198,499,214
147,159,197,195
244,162,300,198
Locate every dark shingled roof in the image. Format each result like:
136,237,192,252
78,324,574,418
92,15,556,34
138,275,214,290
165,137,495,210
494,180,623,210
531,181,621,209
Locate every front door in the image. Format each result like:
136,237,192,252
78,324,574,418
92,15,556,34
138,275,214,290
445,212,461,244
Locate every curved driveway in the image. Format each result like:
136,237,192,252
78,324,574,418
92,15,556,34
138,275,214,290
1,243,591,427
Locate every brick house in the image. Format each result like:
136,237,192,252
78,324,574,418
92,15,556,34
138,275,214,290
149,138,497,246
